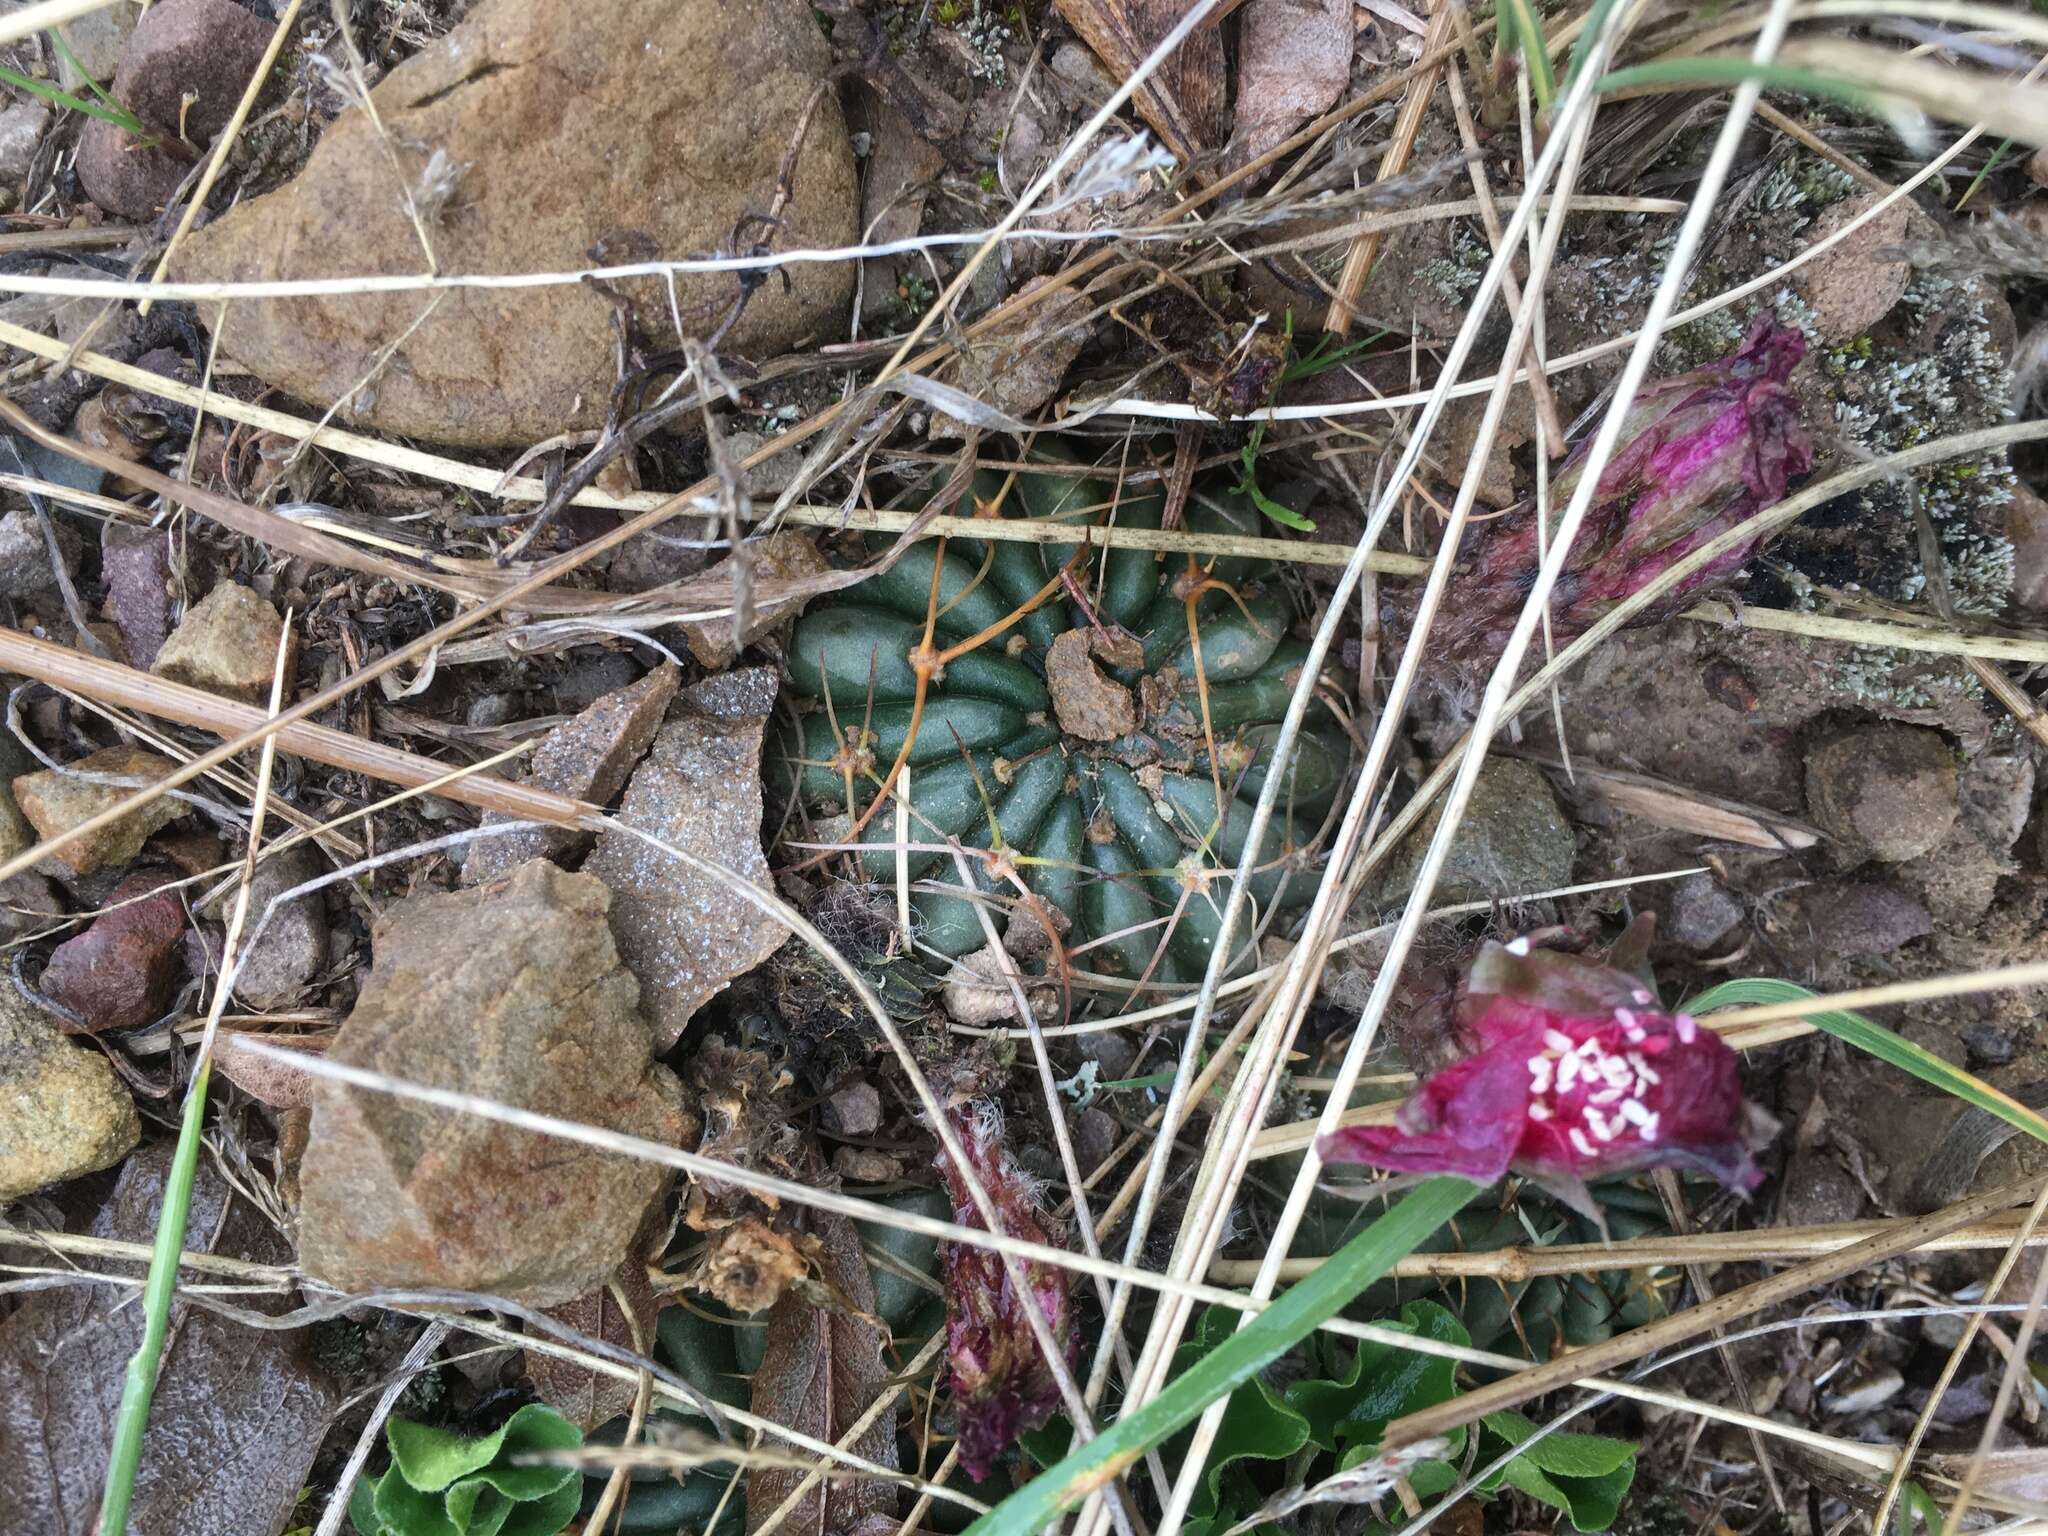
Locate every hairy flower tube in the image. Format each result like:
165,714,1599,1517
1320,934,1767,1217
934,1101,1075,1479
1440,316,1812,665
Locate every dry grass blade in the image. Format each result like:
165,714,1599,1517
1382,1177,2048,1448
0,627,591,827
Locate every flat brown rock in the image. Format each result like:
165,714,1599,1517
12,745,189,876
585,670,788,1049
295,858,688,1305
460,662,677,888
171,0,856,447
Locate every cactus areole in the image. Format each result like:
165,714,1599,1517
776,447,1351,989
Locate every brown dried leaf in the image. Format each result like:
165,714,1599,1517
683,532,835,668
0,1143,340,1535
1045,627,1137,742
695,1214,814,1315
214,1028,334,1108
746,1212,898,1536
526,1262,666,1431
1053,0,1225,167
1223,0,1354,176
585,670,791,1049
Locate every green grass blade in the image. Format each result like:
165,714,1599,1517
0,60,149,134
1499,0,1557,110
1687,977,2048,1146
96,1062,213,1535
1561,0,1624,92
1597,57,1879,114
962,1176,1476,1536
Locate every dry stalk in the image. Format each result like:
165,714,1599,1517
0,627,589,826
1385,1175,2048,1448
1874,1183,2048,1533
1326,0,1457,333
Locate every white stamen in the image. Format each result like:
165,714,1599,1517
1557,1054,1581,1092
1506,935,1531,955
1627,1053,1660,1086
1528,1103,1551,1121
1528,1057,1553,1094
1675,1013,1698,1043
1543,1029,1575,1053
1569,1128,1598,1158
1633,988,1653,1004
1619,1099,1655,1129
1639,1112,1660,1141
1591,1087,1625,1105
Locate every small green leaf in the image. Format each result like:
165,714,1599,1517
1482,1411,1636,1478
370,1405,582,1536
1168,1308,1312,1519
1287,1299,1467,1451
1482,1411,1637,1532
961,1177,1476,1536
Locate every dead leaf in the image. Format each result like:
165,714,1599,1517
585,670,791,1049
1223,0,1354,177
695,1215,815,1315
526,1262,666,1431
1045,627,1138,742
931,277,1093,439
0,1143,340,1536
746,1211,899,1536
1054,0,1225,168
214,1028,336,1108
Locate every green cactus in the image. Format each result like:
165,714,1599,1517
774,446,1351,986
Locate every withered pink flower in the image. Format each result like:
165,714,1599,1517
1442,315,1811,664
934,1101,1074,1480
1320,935,1766,1216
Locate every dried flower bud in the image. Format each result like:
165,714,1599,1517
1441,316,1811,665
934,1102,1074,1479
1320,935,1769,1218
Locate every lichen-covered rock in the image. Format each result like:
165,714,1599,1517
12,746,188,876
224,845,328,1009
1805,724,1958,864
460,663,677,889
0,988,139,1199
0,508,79,600
150,582,286,701
585,670,788,1050
295,859,687,1305
1372,758,1576,909
172,0,856,447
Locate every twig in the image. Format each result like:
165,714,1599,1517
1874,1182,2048,1533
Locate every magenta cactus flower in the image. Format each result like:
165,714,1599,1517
1320,933,1767,1217
1442,315,1811,665
934,1101,1075,1480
